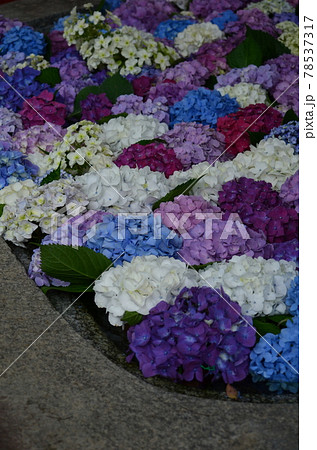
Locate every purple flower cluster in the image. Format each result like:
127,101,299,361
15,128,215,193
147,81,192,107
272,239,299,265
190,0,247,17
52,56,89,81
80,93,113,122
0,107,22,139
265,121,299,154
112,94,169,123
0,140,38,189
156,60,210,88
194,40,234,75
127,286,256,384
216,64,280,91
162,122,227,170
55,78,95,114
13,123,65,154
272,13,299,25
225,9,280,38
0,15,23,40
279,171,299,213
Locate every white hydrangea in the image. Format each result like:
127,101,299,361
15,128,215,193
0,179,88,245
77,164,169,213
277,21,299,55
174,22,223,57
101,114,168,154
47,120,114,174
245,0,295,14
94,255,200,326
216,83,269,108
198,255,297,317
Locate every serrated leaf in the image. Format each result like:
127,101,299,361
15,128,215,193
36,67,61,87
122,311,143,326
40,164,61,186
248,131,266,146
191,262,214,271
41,284,94,294
227,35,263,68
97,112,128,124
0,204,5,217
246,27,290,62
152,175,205,211
99,73,134,104
40,244,112,284
283,109,299,124
204,75,217,90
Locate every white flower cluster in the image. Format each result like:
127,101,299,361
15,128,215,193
0,53,49,76
174,22,224,57
167,137,298,203
0,179,88,245
64,9,179,74
101,114,168,154
216,83,269,108
77,164,169,213
198,255,297,317
47,120,114,174
277,21,299,56
94,255,200,326
245,0,295,14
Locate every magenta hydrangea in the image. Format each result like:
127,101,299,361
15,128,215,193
114,142,182,178
162,122,227,170
19,90,67,128
279,171,299,213
80,93,112,122
127,286,256,384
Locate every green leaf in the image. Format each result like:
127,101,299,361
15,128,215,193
72,85,104,117
245,27,290,62
191,262,215,271
40,164,61,186
204,75,217,90
97,113,128,124
152,176,205,211
227,35,263,68
122,311,143,326
36,67,61,87
267,314,292,325
253,319,281,337
99,73,134,104
40,244,112,285
41,285,94,294
248,131,266,146
283,109,299,124
135,138,166,146
0,204,5,218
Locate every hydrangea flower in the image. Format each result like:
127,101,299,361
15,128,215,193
128,286,256,383
279,171,299,213
216,83,268,109
19,90,67,129
285,275,299,316
224,8,280,38
216,104,282,157
156,60,210,88
114,142,182,177
93,255,199,325
174,22,223,57
273,12,299,25
272,239,299,265
0,107,23,137
190,0,246,18
86,213,183,265
132,75,153,98
0,26,46,56
264,121,299,154
215,64,280,91
245,0,295,14
48,30,71,56
210,10,238,30
276,21,299,55
0,15,23,40
55,78,95,114
112,94,169,123
162,122,227,170
249,315,299,393
154,19,196,40
169,88,239,128
52,55,89,81
80,93,113,122
0,140,38,189
198,255,297,316
0,51,49,76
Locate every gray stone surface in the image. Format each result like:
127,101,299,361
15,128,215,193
0,237,299,449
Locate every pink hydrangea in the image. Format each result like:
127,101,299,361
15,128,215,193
279,171,299,213
19,90,67,128
114,142,183,178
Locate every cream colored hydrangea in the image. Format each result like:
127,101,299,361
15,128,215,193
174,22,223,57
245,0,295,14
216,83,269,108
277,21,299,55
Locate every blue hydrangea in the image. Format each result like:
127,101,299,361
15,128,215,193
285,276,299,316
250,316,299,393
169,88,239,128
0,67,51,112
264,121,299,154
211,10,238,31
51,16,69,32
154,19,196,40
0,141,38,189
0,26,46,56
102,0,122,11
86,214,183,265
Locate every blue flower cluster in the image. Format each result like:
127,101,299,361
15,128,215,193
154,19,196,40
0,67,50,112
0,141,38,189
169,88,239,128
51,16,69,32
86,213,183,265
0,26,46,56
210,10,238,31
127,286,256,383
250,275,299,393
102,0,123,11
265,121,299,154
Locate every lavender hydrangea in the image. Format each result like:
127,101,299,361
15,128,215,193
169,88,239,128
13,123,65,155
272,239,299,265
273,13,299,25
0,140,38,188
112,94,169,124
190,0,247,17
52,56,89,81
86,213,183,266
0,26,46,56
80,93,113,122
127,286,256,384
157,60,210,88
216,64,280,91
0,107,23,138
265,121,299,153
279,171,299,213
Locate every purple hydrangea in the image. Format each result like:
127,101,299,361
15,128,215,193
0,15,23,40
13,122,65,154
273,13,299,25
156,60,210,88
127,286,256,384
147,81,192,106
272,239,299,265
80,93,113,122
55,78,95,114
112,94,169,123
52,56,89,81
216,64,280,91
0,107,23,137
190,0,247,17
279,171,299,213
